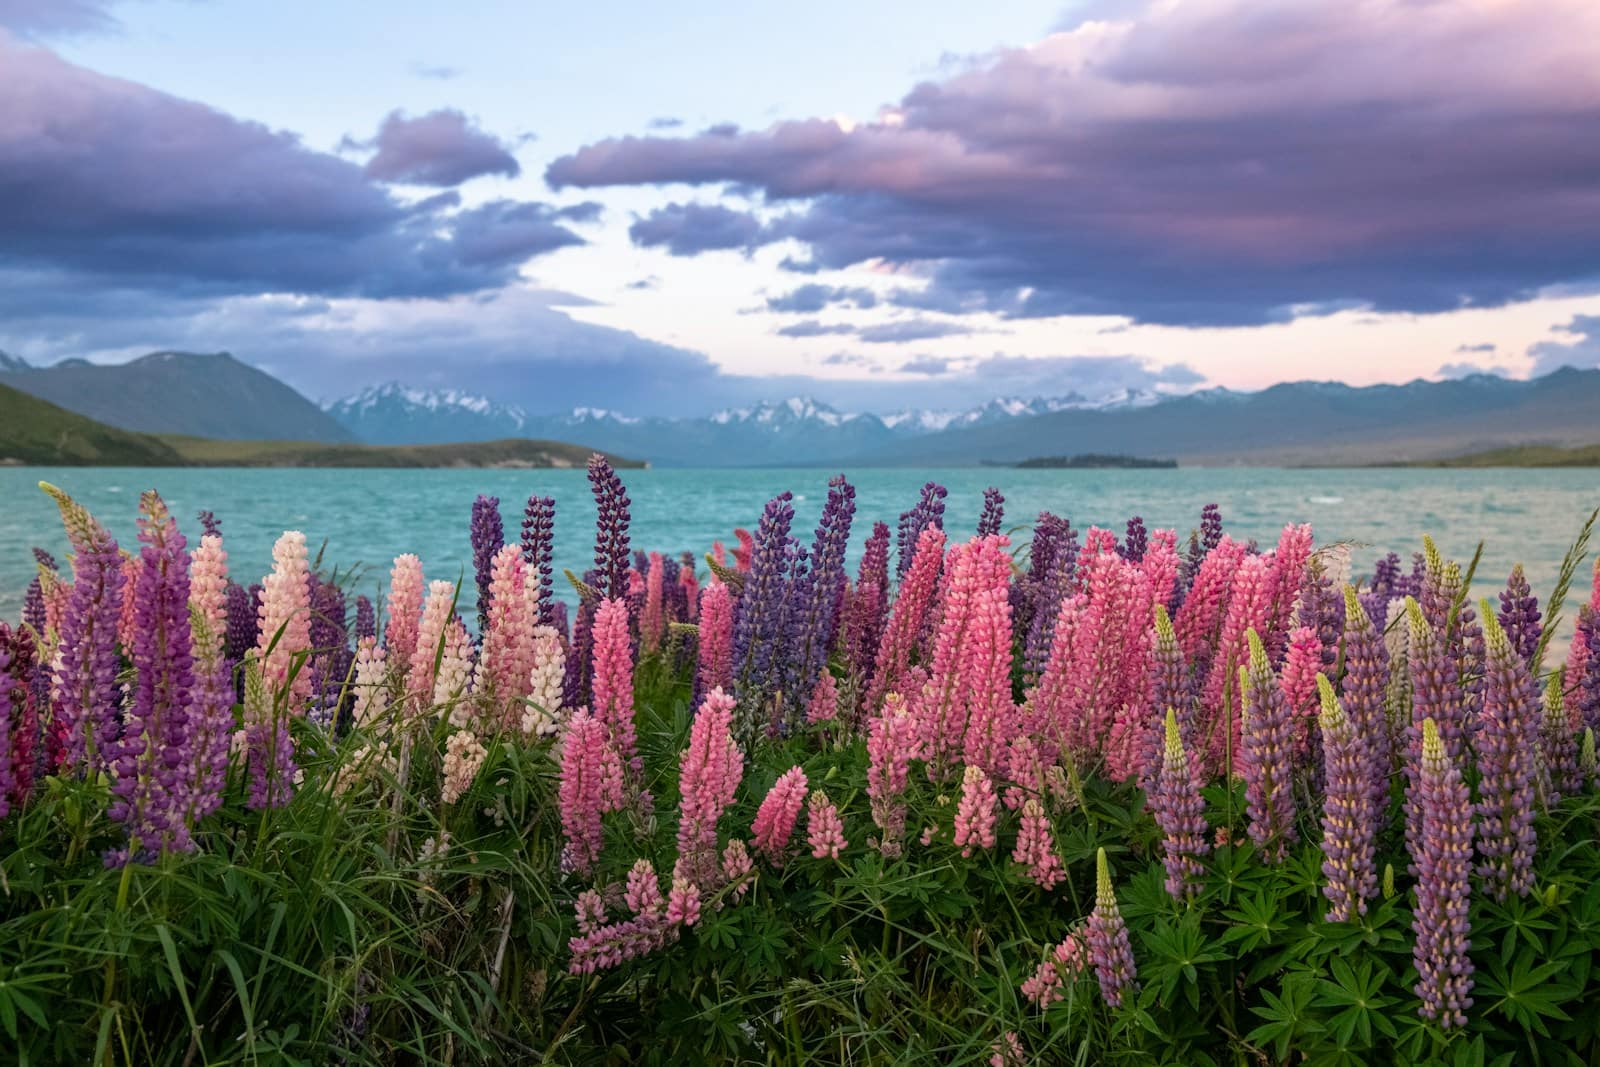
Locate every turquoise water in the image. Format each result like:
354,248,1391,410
2,467,1598,625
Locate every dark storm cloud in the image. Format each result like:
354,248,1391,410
353,109,521,186
627,202,773,256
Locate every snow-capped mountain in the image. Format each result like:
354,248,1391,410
325,382,529,444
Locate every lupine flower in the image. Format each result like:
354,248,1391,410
1021,925,1089,1008
625,858,665,917
989,1031,1024,1067
407,580,457,713
1473,606,1538,899
1280,625,1322,760
867,693,916,854
865,524,946,714
441,729,488,804
1339,587,1391,816
1203,552,1272,765
196,509,222,538
565,590,596,712
784,476,856,725
1584,728,1599,789
558,710,626,876
666,877,701,927
1496,564,1542,667
977,488,1005,539
1087,848,1138,1007
351,637,389,727
185,528,235,827
1404,597,1468,864
1265,524,1314,652
524,625,567,738
1021,514,1077,678
1298,557,1345,669
1240,630,1297,860
1317,675,1378,921
352,595,376,643
244,719,297,811
116,556,140,652
752,765,809,862
896,481,947,578
1410,717,1475,1031
1138,604,1197,783
189,534,229,655
588,455,633,602
252,531,314,717
675,687,744,888
1150,709,1208,900
641,552,666,653
1565,559,1600,693
469,495,504,632
695,581,735,703
1012,798,1065,889
1538,671,1580,805
568,911,677,974
433,617,476,721
384,554,425,670
953,764,998,857
591,597,641,779
730,492,796,736
0,629,20,818
1121,515,1148,562
807,790,847,860
1174,536,1246,691
22,572,46,638
521,495,557,625
1576,606,1600,734
731,528,754,572
224,582,259,666
481,544,537,715
721,839,753,899
806,669,839,725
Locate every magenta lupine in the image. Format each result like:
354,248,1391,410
695,581,735,702
641,552,666,654
1021,925,1089,1008
1265,524,1314,655
751,766,809,862
1576,606,1600,734
865,524,947,714
1204,552,1272,769
674,687,744,888
1318,675,1379,921
3,626,40,807
1340,587,1392,816
807,790,847,860
1174,535,1246,683
866,692,917,854
254,530,314,715
843,523,892,695
1539,672,1580,804
1565,559,1600,694
1240,630,1298,860
1410,717,1475,1031
1280,625,1322,762
42,482,127,774
591,597,641,779
625,858,665,917
666,877,701,927
958,536,1019,778
1473,606,1538,899
406,580,456,713
116,556,140,652
588,455,633,602
1150,709,1209,900
953,764,998,857
0,631,16,818
806,669,839,725
1012,797,1065,889
1087,848,1138,1007
559,710,626,876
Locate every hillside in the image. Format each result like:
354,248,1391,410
159,436,645,469
1400,442,1600,468
0,351,353,443
0,383,186,465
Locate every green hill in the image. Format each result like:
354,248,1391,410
0,383,186,465
1403,442,1600,468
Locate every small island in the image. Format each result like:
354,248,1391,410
1007,453,1178,469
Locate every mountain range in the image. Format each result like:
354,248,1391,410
3,348,1598,467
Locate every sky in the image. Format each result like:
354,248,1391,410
2,0,1599,416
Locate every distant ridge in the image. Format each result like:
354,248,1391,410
0,351,353,443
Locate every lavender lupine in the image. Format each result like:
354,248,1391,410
1298,559,1344,669
1496,564,1542,667
1240,630,1297,860
0,631,16,818
42,482,127,774
895,480,947,579
730,492,795,739
588,455,633,602
977,487,1005,539
522,494,557,624
1087,848,1138,1007
1317,675,1378,921
1340,587,1391,818
1150,709,1208,900
1411,717,1475,1031
470,495,504,632
1576,606,1600,733
1473,606,1538,899
1539,671,1580,805
1405,597,1468,865
784,476,856,725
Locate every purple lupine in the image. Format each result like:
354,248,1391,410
108,491,199,862
1022,516,1078,677
22,576,45,636
1575,607,1600,733
308,576,352,726
588,455,633,603
1495,565,1541,667
1200,503,1223,555
1087,848,1138,1007
1473,606,1538,900
977,488,1005,539
1340,587,1391,818
2,624,42,808
1410,717,1475,1031
353,596,376,644
565,574,600,711
1317,675,1378,921
470,494,504,632
245,720,297,810
42,482,127,775
1362,551,1405,625
1240,630,1297,860
1150,709,1208,900
1140,604,1196,786
1538,671,1580,805
731,492,796,741
549,599,570,642
1298,563,1344,669
1418,537,1454,629
0,627,18,818
224,582,261,666
197,510,222,539
1404,598,1468,869
842,521,891,697
895,481,947,579
785,476,856,726
1121,516,1148,562
522,495,557,624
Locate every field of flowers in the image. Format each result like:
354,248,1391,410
2,457,1600,1065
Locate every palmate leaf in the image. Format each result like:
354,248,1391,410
1312,956,1399,1048
1475,951,1578,1037
1246,975,1323,1061
1221,889,1291,952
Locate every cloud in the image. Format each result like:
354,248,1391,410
647,117,684,130
899,355,952,375
856,319,975,344
1455,343,1497,354
766,284,877,312
628,202,772,256
0,36,581,300
352,109,521,186
1436,361,1511,379
408,61,461,80
0,0,119,37
776,321,855,338
1528,315,1600,375
548,0,1600,326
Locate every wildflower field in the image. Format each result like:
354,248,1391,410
3,458,1600,1066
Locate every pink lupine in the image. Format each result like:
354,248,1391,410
625,858,665,917
675,686,744,888
679,565,700,622
1203,551,1272,769
867,693,917,854
433,616,476,721
567,913,677,974
482,544,536,711
558,710,625,876
1175,536,1247,674
254,531,314,716
1565,558,1600,689
959,536,1019,778
721,839,753,899
751,766,809,862
642,552,666,654
1012,798,1065,889
1266,524,1314,653
1280,625,1322,761
666,877,701,926
591,597,640,778
188,534,229,658
384,554,425,668
806,669,839,725
1002,734,1048,810
116,555,140,652
185,533,234,826
695,581,735,699
954,764,998,857
524,625,567,738
1021,924,1089,1008
865,524,946,714
807,790,847,860
407,580,456,712
990,1032,1025,1067
351,637,389,727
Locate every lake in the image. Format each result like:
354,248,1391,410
3,466,1597,627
